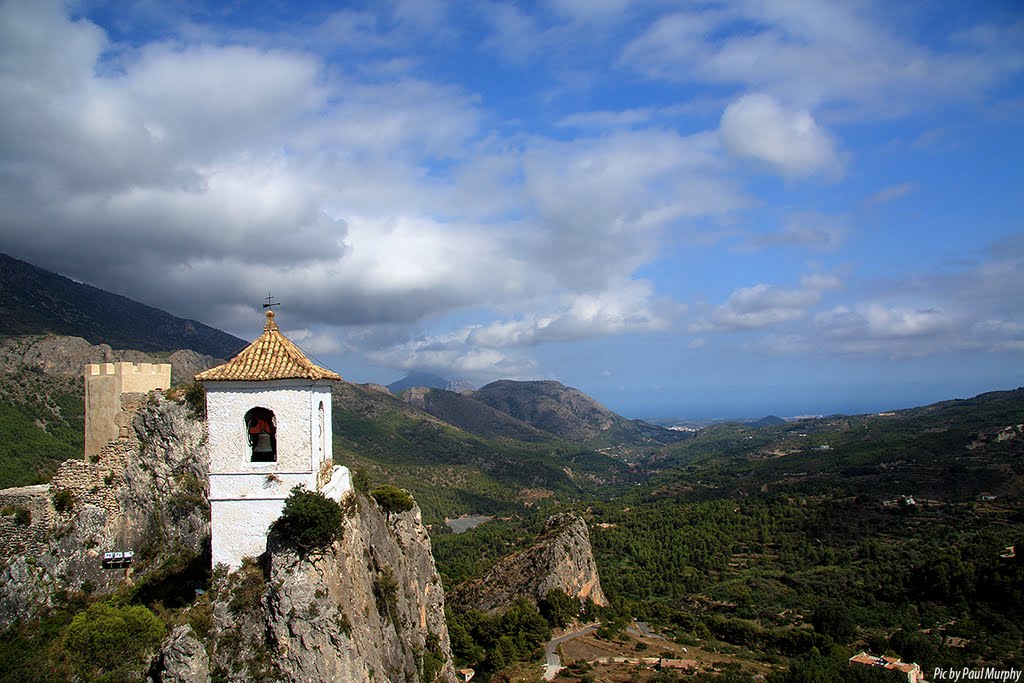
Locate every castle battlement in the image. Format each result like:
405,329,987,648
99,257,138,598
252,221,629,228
87,361,169,377
84,362,171,460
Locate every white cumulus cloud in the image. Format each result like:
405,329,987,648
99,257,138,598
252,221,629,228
690,277,834,333
816,305,954,340
719,93,840,178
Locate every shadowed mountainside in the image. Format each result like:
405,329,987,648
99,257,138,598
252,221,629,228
0,252,245,358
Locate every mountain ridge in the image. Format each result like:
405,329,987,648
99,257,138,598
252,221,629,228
398,386,554,443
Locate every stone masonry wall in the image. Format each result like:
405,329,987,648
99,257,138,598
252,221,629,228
0,486,52,562
51,393,146,516
0,393,147,565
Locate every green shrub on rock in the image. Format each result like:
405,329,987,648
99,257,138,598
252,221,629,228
272,486,344,551
64,603,165,682
371,485,415,515
2,504,31,526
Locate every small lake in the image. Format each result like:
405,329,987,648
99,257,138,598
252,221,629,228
445,515,492,534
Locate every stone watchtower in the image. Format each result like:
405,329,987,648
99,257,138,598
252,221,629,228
196,310,351,569
84,362,172,460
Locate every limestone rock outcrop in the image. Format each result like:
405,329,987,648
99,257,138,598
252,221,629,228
449,513,607,614
149,625,211,683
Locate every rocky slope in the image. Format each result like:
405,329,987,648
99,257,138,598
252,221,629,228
448,513,607,614
0,333,219,385
0,252,246,358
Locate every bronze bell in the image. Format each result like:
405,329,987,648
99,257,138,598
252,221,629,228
252,433,274,455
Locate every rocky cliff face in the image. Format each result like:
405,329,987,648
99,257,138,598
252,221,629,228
176,495,457,683
449,513,607,614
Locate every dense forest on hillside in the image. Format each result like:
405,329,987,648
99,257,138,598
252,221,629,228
432,390,1024,678
435,493,1024,678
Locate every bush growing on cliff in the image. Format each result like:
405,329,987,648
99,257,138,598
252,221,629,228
371,485,415,515
273,486,344,551
183,382,206,419
64,602,165,681
373,565,401,627
351,467,371,493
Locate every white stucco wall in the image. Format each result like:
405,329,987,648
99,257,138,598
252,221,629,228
314,390,333,479
209,472,317,501
211,498,286,568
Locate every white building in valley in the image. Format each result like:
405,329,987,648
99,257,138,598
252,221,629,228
197,309,351,569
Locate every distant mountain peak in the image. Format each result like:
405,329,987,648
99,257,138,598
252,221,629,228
386,371,475,394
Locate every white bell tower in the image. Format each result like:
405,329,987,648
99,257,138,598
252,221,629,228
197,309,351,569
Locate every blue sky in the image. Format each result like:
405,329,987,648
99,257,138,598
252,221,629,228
0,0,1021,418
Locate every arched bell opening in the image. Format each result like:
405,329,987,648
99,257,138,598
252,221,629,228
245,407,277,463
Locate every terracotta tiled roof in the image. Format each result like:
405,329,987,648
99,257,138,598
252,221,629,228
195,311,341,382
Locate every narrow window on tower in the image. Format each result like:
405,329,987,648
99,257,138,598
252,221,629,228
318,401,325,459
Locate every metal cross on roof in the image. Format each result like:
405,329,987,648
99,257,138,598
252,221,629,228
263,293,280,309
